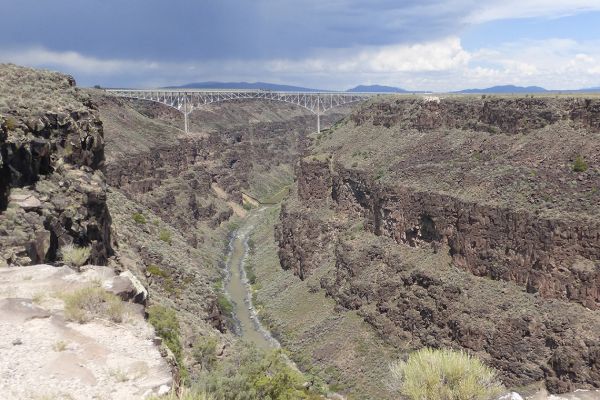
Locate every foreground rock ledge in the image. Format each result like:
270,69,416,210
0,264,171,400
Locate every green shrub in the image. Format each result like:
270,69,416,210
389,348,503,400
147,305,183,363
573,156,588,172
159,229,173,245
193,336,218,371
242,202,253,211
147,264,169,278
61,244,91,268
4,116,17,131
132,212,147,224
63,285,124,323
245,266,257,285
200,346,317,400
217,293,234,318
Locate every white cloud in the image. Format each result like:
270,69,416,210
266,37,470,75
467,0,600,23
0,47,150,75
2,35,600,91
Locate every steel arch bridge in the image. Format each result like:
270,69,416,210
106,89,376,133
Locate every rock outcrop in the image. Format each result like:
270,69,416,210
0,65,111,266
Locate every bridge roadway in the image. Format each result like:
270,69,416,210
106,89,381,133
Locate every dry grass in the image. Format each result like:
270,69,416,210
109,368,129,383
389,348,503,400
32,292,45,304
63,285,124,323
52,340,68,352
61,244,91,268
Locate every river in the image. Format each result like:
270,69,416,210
224,209,280,349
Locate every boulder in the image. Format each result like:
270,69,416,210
9,193,42,210
104,270,148,305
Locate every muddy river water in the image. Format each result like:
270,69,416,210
224,209,279,350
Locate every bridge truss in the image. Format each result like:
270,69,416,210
106,89,376,133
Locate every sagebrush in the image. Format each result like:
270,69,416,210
61,244,91,268
63,285,124,323
389,348,503,400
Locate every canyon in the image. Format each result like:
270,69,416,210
1,64,599,400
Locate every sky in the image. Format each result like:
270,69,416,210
1,0,599,91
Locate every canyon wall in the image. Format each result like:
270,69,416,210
276,96,600,393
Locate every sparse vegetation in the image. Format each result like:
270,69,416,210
109,368,129,383
52,340,68,352
148,387,214,400
216,293,234,319
198,345,321,400
573,155,588,172
147,264,169,278
132,212,147,224
389,348,503,400
0,64,89,117
245,264,257,285
4,116,18,131
32,292,45,304
147,305,184,369
61,244,91,269
63,285,124,323
193,336,218,371
159,229,173,245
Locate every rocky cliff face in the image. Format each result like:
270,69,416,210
328,165,600,309
0,65,111,266
351,96,600,134
276,96,600,394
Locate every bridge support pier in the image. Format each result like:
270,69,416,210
317,112,320,134
316,99,321,134
183,94,189,134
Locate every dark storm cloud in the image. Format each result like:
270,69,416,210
0,0,470,61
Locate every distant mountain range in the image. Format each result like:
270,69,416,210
164,81,600,94
578,86,600,92
454,85,548,94
165,81,325,92
165,81,421,93
347,84,411,93
455,85,600,93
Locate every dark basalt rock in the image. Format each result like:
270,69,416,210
277,152,600,393
0,66,112,266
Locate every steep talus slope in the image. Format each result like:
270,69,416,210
0,64,111,266
276,96,600,394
